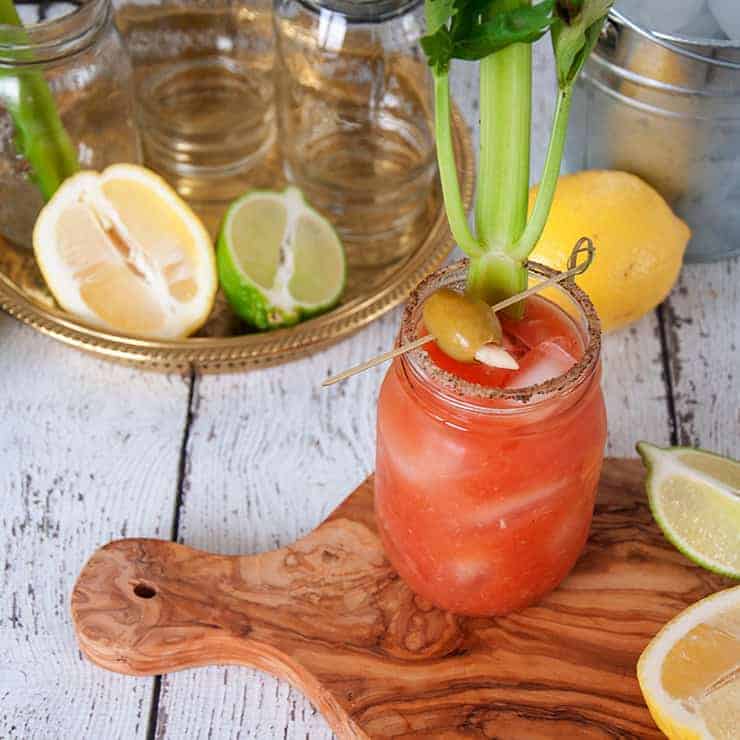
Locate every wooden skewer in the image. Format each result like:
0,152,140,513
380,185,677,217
322,335,431,388
322,238,595,388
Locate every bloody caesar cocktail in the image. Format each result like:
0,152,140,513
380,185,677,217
375,261,606,616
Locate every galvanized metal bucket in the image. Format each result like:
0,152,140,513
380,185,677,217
566,9,740,262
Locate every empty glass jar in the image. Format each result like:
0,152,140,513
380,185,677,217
274,0,437,268
114,0,275,232
0,0,140,248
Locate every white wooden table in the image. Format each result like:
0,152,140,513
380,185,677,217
1,48,738,739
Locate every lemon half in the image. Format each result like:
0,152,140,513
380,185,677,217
638,585,740,740
33,164,217,339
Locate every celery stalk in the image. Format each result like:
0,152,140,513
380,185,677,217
433,71,482,258
472,30,531,313
0,0,79,200
467,250,527,310
475,10,531,253
511,85,573,262
420,0,613,311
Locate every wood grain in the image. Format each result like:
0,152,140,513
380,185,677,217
0,319,187,739
601,319,673,457
71,459,731,740
665,258,739,458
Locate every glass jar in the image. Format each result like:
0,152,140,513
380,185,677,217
114,0,275,232
273,0,437,268
375,262,607,617
0,0,140,248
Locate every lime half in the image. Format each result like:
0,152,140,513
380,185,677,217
217,187,346,329
637,442,740,579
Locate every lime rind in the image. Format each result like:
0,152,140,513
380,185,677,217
217,187,346,330
217,238,298,329
637,442,740,580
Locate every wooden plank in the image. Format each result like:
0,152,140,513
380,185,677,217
0,319,188,739
664,258,739,457
152,313,398,739
601,318,673,457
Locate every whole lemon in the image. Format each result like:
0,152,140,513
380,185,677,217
528,170,690,332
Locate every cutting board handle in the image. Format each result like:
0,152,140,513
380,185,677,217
72,534,392,738
72,538,270,675
71,487,467,740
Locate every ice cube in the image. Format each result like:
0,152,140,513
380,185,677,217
502,332,529,360
709,0,740,40
503,317,551,349
503,318,582,356
445,549,501,587
617,0,706,34
460,480,570,528
504,341,578,390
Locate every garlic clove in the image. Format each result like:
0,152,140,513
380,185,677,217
474,344,519,370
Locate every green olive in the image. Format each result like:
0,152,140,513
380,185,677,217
422,288,502,363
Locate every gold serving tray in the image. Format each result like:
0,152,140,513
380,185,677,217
0,108,473,373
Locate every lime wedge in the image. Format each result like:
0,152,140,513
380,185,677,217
637,442,740,579
217,187,346,329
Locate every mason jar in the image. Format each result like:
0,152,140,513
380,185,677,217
0,0,140,248
273,0,437,268
375,261,606,616
113,0,275,230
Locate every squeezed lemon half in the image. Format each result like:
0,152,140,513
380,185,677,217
638,585,740,740
33,164,217,339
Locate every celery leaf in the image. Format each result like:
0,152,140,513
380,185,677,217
551,0,612,87
453,1,555,61
425,0,457,35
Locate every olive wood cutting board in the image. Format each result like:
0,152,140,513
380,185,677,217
71,458,731,738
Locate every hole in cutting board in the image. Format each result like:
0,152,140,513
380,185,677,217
133,582,157,599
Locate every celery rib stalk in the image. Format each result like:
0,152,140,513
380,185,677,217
433,71,482,258
421,0,613,312
475,36,531,252
511,86,574,262
0,0,79,200
471,39,532,313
